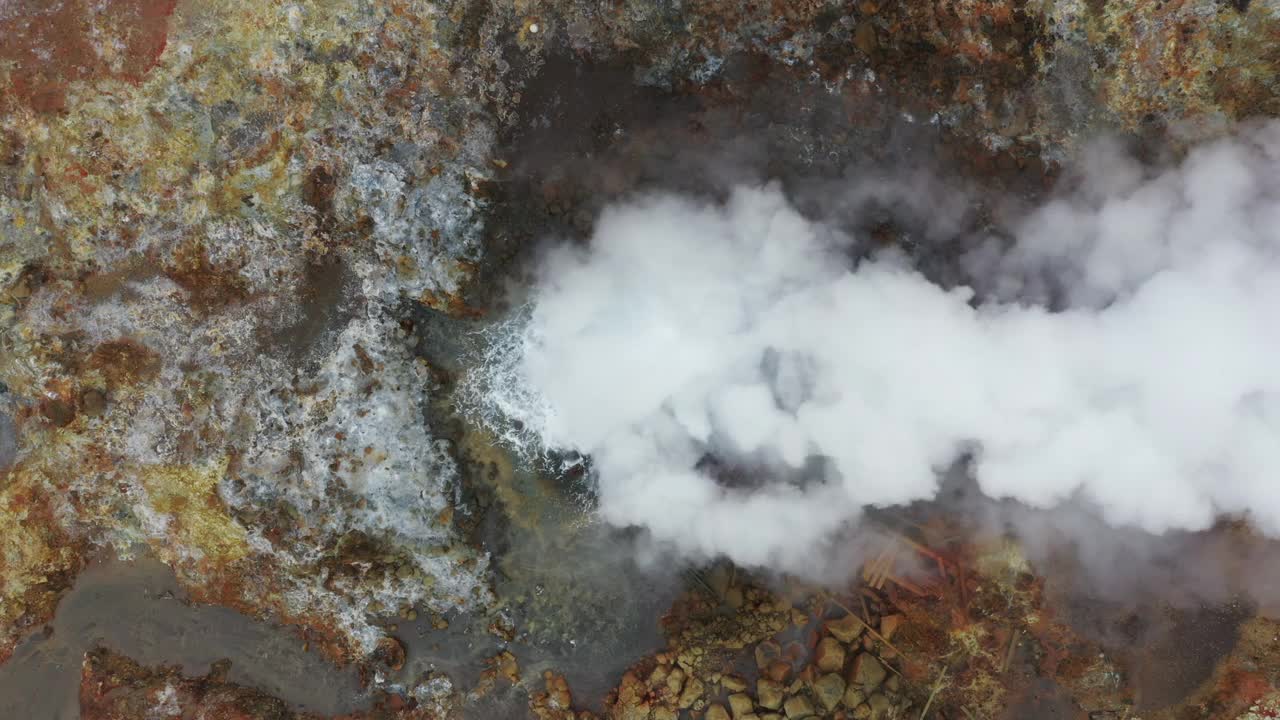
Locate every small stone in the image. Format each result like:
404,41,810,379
677,677,704,709
765,661,791,683
651,708,677,720
725,586,745,608
813,673,846,711
729,693,754,717
756,641,782,669
815,637,846,673
648,664,670,688
783,695,815,719
739,716,760,720
706,703,732,720
844,686,866,709
760,715,783,720
666,667,686,697
852,702,872,719
879,614,902,641
758,679,785,710
854,23,878,54
867,692,892,719
826,615,866,644
885,674,900,693
791,609,808,627
849,653,887,690
81,389,107,416
723,675,748,692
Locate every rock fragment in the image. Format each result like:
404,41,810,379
813,673,846,711
815,637,846,673
783,695,815,719
826,614,866,644
849,653,887,690
706,703,731,720
758,678,785,710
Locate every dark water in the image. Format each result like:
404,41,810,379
0,554,368,719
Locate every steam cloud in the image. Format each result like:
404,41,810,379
470,121,1280,573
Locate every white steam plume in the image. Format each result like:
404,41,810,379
468,121,1280,573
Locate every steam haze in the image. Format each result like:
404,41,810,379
466,121,1280,576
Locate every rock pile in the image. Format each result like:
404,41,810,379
605,569,914,720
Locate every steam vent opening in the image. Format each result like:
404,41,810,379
3,1,1280,719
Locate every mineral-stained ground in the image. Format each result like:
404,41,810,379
1,0,1280,718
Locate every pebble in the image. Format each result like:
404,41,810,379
677,677,704,709
729,692,754,717
849,653,887,690
844,686,867,709
758,679,785,710
826,614,866,644
879,614,902,641
867,692,892,719
813,673,846,711
706,704,731,720
815,637,846,673
783,695,815,719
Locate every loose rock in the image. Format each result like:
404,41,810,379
729,693,755,717
783,695,815,719
815,637,846,673
813,673,846,711
706,703,732,720
849,653,887,690
826,615,866,644
758,679,785,710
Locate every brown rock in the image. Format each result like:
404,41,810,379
783,695,815,719
879,614,902,641
758,678,785,710
81,389,107,416
677,677,704,709
849,653,887,690
724,675,748,692
813,673,846,711
867,692,892,719
852,703,872,719
665,667,685,698
756,641,782,669
854,23,878,54
826,614,866,644
765,660,791,683
707,703,732,720
729,693,755,718
814,637,846,673
844,686,867,709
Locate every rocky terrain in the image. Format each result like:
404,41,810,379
2,0,1280,718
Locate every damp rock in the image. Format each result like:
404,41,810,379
758,678,785,710
813,673,846,712
677,677,704,708
815,637,846,673
844,686,867,709
849,653,887,690
826,614,866,644
867,692,892,719
783,694,815,719
706,703,731,720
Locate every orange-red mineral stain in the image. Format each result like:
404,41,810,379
0,0,177,113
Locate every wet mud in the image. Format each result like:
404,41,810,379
0,553,368,719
